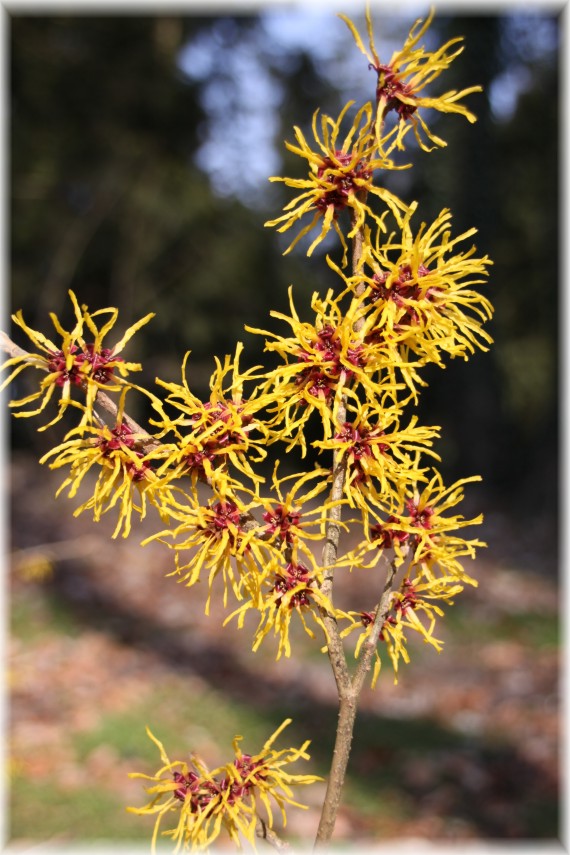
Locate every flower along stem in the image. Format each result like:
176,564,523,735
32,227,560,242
2,4,493,852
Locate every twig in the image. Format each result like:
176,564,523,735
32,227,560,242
352,555,399,696
256,818,290,851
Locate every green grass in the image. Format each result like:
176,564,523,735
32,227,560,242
444,603,559,649
9,774,149,841
11,585,81,641
72,685,274,769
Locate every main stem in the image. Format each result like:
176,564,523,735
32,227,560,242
313,207,369,850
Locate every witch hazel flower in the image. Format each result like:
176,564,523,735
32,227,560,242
128,721,322,852
356,205,493,369
265,100,410,265
40,424,169,539
0,290,154,429
340,4,483,151
249,286,402,454
151,343,270,493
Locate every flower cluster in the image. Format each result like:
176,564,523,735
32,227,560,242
341,470,484,683
128,720,321,852
40,413,169,539
266,7,482,266
0,5,492,685
357,205,494,371
2,5,494,849
227,552,334,660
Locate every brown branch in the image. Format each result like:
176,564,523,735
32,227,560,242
0,329,33,362
319,422,352,685
352,555,399,697
316,557,399,850
256,818,290,851
313,207,371,849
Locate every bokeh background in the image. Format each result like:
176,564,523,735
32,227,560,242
6,2,560,851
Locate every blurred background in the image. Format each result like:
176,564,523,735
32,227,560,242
6,2,560,850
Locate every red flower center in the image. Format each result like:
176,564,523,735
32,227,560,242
315,150,372,214
406,499,434,529
263,505,301,544
375,64,418,119
270,562,314,609
47,343,123,387
370,516,409,548
95,422,151,481
295,325,366,401
371,263,433,328
335,422,388,483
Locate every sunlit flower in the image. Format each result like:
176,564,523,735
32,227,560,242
366,470,484,585
313,406,439,527
227,554,336,660
349,206,493,379
265,101,410,264
0,290,154,429
128,729,224,852
128,720,321,852
220,719,323,842
339,571,454,686
151,343,269,494
339,608,393,688
391,574,462,648
248,286,403,454
371,608,411,680
399,471,484,573
40,410,171,539
147,493,275,613
257,464,332,563
340,5,482,150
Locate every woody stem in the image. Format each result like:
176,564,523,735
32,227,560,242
314,206,369,850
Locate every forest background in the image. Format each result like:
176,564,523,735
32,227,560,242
5,2,562,850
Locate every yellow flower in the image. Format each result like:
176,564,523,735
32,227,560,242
412,533,481,584
313,406,440,528
340,5,482,151
127,727,229,853
40,393,170,539
339,606,411,685
257,463,332,564
1,290,154,428
147,493,275,613
339,609,381,687
128,720,321,852
353,206,493,376
227,553,335,660
150,343,269,494
223,719,322,840
339,573,452,686
248,286,402,454
367,470,485,582
265,101,409,264
354,571,467,684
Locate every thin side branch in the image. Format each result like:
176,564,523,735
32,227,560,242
352,556,399,696
256,818,290,851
